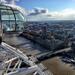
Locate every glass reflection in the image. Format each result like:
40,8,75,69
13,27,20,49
0,5,25,32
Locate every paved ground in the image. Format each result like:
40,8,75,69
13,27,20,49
3,34,46,56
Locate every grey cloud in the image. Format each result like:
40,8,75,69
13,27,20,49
28,8,48,16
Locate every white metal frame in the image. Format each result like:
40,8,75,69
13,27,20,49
1,42,53,75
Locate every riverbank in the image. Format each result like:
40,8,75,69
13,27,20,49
42,57,75,75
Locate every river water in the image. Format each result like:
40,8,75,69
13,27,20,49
3,33,75,75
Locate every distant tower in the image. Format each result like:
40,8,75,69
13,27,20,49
42,26,47,39
64,30,69,47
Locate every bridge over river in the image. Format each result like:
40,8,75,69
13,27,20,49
2,33,75,75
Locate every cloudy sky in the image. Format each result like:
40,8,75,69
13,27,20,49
1,0,75,21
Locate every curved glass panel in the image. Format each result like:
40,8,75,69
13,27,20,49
0,5,7,9
0,5,25,32
14,10,24,21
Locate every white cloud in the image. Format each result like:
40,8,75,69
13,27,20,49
0,0,20,4
48,8,75,20
71,0,75,2
27,8,75,21
0,0,6,3
6,0,20,4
